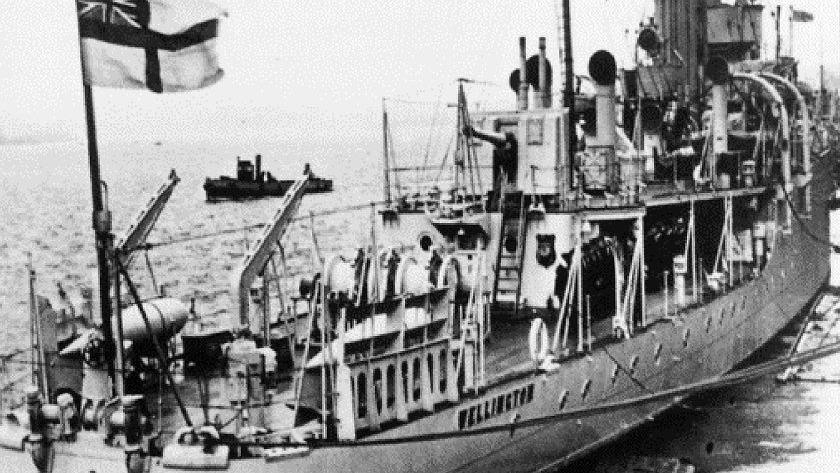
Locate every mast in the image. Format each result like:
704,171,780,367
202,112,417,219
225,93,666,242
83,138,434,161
557,0,576,185
79,65,119,394
382,99,391,205
775,4,781,60
788,6,793,56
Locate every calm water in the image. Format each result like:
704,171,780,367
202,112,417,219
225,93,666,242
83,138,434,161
1,138,840,472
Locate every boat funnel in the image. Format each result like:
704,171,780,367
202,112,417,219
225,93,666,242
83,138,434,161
637,27,662,57
706,56,730,156
588,50,617,147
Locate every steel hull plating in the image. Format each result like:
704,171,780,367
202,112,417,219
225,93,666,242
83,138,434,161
25,183,825,473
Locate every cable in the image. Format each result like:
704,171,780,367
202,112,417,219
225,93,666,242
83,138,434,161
134,201,391,251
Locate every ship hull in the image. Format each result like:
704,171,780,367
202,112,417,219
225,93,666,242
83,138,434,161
153,194,824,472
13,178,822,473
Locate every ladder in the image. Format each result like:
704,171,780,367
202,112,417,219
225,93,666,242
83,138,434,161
492,191,527,316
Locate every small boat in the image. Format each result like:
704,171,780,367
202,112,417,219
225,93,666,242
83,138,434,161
203,157,333,201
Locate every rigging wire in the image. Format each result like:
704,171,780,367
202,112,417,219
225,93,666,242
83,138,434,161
133,201,389,251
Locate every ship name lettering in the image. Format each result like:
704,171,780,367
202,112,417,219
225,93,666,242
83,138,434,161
458,384,535,430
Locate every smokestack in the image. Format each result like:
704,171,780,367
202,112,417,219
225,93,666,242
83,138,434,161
518,37,529,111
589,50,619,190
711,85,728,154
589,51,617,148
255,154,262,182
705,56,729,186
706,56,729,156
538,37,548,108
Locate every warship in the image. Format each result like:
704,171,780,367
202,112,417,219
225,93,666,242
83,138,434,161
2,1,840,473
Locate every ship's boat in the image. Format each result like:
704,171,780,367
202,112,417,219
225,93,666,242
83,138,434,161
204,158,333,201
3,2,840,473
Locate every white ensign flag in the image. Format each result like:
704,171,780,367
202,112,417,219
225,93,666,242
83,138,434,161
77,0,225,93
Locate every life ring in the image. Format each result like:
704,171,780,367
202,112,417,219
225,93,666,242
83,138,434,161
528,319,550,363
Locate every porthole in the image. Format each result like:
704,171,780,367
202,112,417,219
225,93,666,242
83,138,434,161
559,390,569,410
419,234,434,252
581,380,592,401
653,343,663,365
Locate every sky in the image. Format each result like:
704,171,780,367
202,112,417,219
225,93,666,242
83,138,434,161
0,1,838,143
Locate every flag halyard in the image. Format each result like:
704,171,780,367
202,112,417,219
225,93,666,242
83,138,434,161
77,0,223,93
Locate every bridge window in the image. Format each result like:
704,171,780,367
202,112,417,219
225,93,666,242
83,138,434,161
527,117,544,145
419,234,434,252
386,365,396,409
357,372,367,419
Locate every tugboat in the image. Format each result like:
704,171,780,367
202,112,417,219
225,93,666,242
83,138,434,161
4,2,840,473
203,156,333,201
